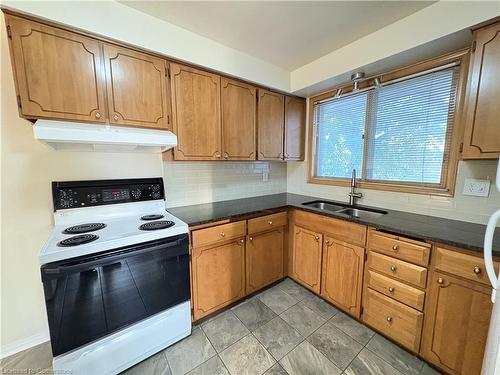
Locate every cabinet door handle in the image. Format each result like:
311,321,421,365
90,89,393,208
437,277,444,284
392,245,399,251
95,112,101,119
390,265,397,272
239,239,244,244
113,114,119,121
249,237,253,241
219,232,225,237
215,153,221,158
268,220,273,225
315,236,320,241
473,266,482,274
388,287,395,293
386,316,393,323
325,240,331,245
224,153,229,159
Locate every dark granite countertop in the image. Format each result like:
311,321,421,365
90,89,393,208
168,193,500,256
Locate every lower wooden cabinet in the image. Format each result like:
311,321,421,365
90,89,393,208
290,225,323,293
246,228,284,294
421,271,493,375
191,238,246,320
321,237,364,317
363,288,423,352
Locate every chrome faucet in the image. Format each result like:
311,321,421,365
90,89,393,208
348,169,363,206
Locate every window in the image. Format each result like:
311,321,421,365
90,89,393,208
310,54,466,196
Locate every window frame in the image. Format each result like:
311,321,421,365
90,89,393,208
307,49,470,197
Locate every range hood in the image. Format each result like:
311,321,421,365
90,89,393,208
33,120,177,153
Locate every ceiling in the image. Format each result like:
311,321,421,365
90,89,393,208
120,1,435,70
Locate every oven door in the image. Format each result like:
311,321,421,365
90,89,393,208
41,234,189,357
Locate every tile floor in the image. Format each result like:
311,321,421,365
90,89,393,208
0,278,442,375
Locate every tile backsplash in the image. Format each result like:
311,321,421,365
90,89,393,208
163,161,287,207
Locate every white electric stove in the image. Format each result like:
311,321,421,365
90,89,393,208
39,178,191,375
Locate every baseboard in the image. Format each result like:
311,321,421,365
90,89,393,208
0,330,50,359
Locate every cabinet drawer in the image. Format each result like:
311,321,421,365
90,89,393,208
435,246,500,286
192,221,246,248
368,252,427,288
293,210,366,247
368,230,430,266
248,212,287,234
366,270,425,311
363,288,423,352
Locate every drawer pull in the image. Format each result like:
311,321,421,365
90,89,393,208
249,237,253,241
219,232,225,237
386,316,393,323
315,236,320,241
95,112,101,119
473,266,482,274
388,287,395,293
437,277,444,285
239,239,244,244
113,114,119,121
390,265,397,272
268,220,273,225
392,245,399,251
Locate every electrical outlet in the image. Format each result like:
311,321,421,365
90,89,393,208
463,178,490,197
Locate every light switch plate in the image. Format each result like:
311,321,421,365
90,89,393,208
463,178,490,197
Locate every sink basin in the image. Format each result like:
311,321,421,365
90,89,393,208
302,200,387,220
302,201,346,212
336,207,387,219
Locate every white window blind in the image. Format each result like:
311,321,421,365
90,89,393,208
315,93,367,178
313,66,460,188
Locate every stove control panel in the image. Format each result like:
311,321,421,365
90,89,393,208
52,178,165,210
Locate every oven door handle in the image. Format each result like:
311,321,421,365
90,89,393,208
42,237,186,278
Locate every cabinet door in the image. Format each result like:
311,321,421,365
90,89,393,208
284,96,306,160
246,228,284,294
170,63,221,160
290,225,322,293
321,237,364,317
462,22,500,159
257,89,284,160
421,271,493,375
221,78,257,160
191,239,246,320
103,45,170,129
6,16,106,122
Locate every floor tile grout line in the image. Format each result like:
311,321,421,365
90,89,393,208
363,335,423,375
250,325,303,364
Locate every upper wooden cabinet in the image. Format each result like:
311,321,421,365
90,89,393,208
284,96,306,160
103,45,170,129
462,21,500,159
170,63,222,160
221,78,257,160
257,89,285,160
321,237,364,318
6,15,107,123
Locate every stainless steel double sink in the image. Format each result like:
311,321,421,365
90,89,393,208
301,200,387,220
